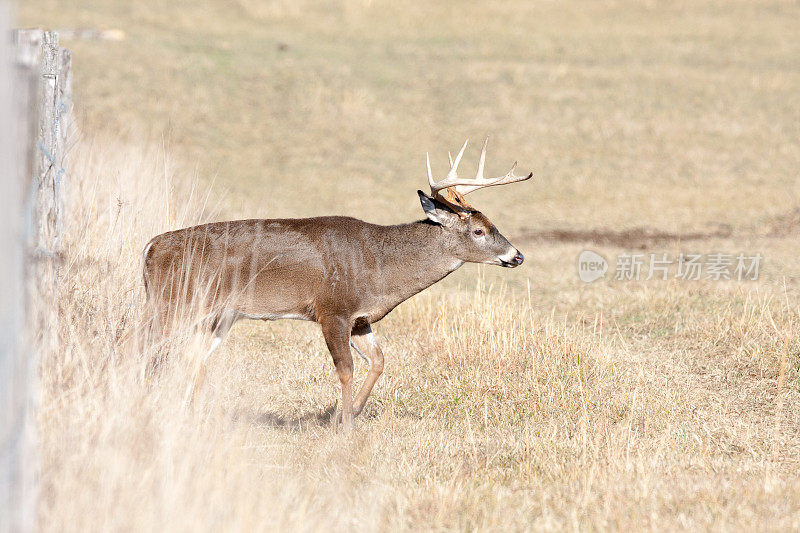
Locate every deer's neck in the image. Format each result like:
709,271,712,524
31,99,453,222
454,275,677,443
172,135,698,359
372,221,464,305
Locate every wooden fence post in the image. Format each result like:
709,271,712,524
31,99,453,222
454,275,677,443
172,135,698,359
1,20,39,533
1,26,72,533
33,30,71,259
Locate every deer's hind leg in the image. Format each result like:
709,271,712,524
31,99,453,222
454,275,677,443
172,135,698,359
140,298,174,381
183,308,238,406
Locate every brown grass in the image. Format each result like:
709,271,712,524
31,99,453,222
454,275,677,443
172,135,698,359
19,0,800,530
35,133,800,530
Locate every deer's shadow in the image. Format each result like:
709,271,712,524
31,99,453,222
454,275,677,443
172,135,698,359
234,403,339,430
233,402,395,430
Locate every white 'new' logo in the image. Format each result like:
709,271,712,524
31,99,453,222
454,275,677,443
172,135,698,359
577,250,608,283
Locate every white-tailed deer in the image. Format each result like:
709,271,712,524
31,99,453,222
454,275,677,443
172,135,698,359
143,138,532,429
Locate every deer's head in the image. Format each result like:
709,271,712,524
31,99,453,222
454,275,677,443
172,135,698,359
419,138,531,268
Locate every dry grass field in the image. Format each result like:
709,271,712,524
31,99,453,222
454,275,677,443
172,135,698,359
19,0,800,530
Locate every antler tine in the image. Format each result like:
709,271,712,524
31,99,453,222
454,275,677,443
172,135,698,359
426,152,435,190
446,139,469,179
475,136,488,179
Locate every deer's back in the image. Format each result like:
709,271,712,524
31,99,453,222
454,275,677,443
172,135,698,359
143,217,382,322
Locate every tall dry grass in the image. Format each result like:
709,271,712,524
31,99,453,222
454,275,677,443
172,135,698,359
38,134,800,531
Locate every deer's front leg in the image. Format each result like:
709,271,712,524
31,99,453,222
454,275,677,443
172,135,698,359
320,316,355,431
351,324,384,417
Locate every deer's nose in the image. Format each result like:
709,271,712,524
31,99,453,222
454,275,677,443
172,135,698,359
512,251,524,266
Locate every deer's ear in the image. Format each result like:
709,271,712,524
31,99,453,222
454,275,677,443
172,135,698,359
418,190,460,227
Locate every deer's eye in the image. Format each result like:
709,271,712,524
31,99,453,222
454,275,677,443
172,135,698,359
473,228,484,237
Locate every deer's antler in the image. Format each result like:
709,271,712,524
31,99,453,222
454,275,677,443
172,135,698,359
426,138,533,204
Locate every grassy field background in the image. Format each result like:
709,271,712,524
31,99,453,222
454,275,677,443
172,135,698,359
19,0,800,530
